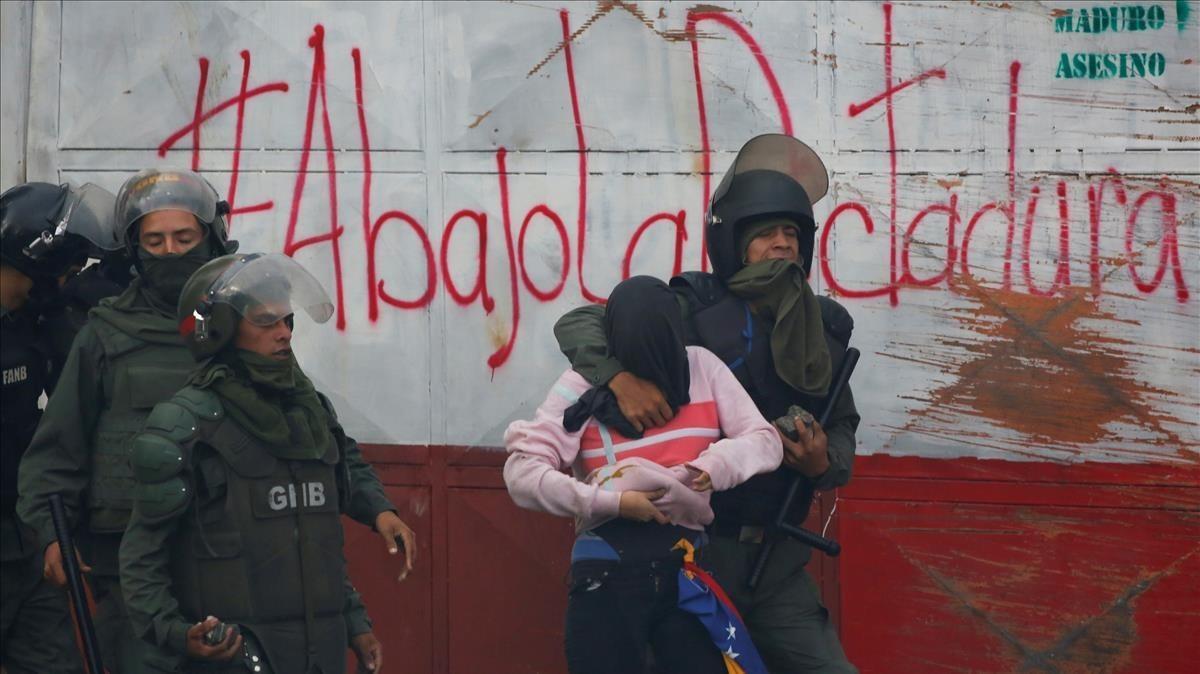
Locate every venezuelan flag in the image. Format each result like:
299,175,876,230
674,540,768,674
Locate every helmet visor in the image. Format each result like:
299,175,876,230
59,183,122,251
116,169,218,232
209,253,334,326
22,183,120,263
712,134,829,207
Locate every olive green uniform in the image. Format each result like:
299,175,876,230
120,386,372,673
15,282,394,673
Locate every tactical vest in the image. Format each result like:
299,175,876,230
2,310,50,560
137,388,351,674
86,319,197,534
2,311,50,516
670,272,853,527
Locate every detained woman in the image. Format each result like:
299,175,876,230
503,275,781,674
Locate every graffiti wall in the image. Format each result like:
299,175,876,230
3,0,1197,461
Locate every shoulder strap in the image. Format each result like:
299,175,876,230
89,317,147,359
817,296,854,349
669,271,728,309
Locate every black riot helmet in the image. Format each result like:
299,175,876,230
114,169,238,265
705,134,829,279
1,181,121,280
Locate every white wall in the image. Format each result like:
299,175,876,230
3,1,1197,462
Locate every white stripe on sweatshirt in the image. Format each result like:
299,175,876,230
503,346,783,533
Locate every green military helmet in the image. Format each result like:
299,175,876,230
114,168,239,265
177,252,335,361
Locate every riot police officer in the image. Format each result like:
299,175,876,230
120,253,390,673
554,134,861,673
17,169,409,672
2,181,119,674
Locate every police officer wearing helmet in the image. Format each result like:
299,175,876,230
120,253,395,674
17,169,408,672
2,180,119,674
554,135,860,673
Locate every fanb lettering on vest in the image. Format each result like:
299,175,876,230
267,481,328,511
3,365,29,385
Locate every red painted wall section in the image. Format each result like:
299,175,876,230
835,457,1200,673
342,448,1200,673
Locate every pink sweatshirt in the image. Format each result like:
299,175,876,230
503,346,782,533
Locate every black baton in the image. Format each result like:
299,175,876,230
747,347,860,590
48,493,105,674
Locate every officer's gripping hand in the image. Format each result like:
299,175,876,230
375,511,416,582
42,542,92,587
351,631,384,673
185,617,243,662
608,371,674,432
618,489,670,524
780,418,831,478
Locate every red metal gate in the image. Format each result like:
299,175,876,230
343,448,1200,673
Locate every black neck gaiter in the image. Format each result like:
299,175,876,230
137,245,211,308
563,276,690,438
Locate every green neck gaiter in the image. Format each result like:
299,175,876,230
89,278,183,345
191,349,333,460
138,245,211,310
726,259,832,396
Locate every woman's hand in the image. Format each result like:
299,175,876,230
618,489,670,524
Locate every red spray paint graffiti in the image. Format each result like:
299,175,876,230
156,54,286,229
686,9,795,273
822,6,1189,305
159,6,1191,371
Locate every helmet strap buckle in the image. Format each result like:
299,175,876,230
193,300,213,342
22,230,58,260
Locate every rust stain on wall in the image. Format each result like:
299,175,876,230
690,3,733,13
486,316,509,351
968,0,1015,10
898,276,1194,458
467,109,494,130
811,48,839,68
526,0,726,79
527,2,618,78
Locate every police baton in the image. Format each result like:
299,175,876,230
48,493,105,674
747,347,859,590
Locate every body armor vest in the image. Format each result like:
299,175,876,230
671,272,852,527
2,310,51,560
2,311,50,516
174,402,349,674
87,319,197,533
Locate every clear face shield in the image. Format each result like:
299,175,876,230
193,253,334,342
22,183,122,261
708,134,830,224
